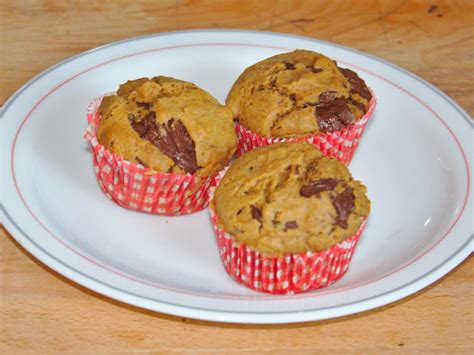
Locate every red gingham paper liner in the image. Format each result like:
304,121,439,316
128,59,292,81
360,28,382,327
84,96,216,216
208,170,366,295
235,93,377,165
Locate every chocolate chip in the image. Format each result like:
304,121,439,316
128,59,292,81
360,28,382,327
284,221,298,229
315,98,354,132
289,94,297,102
427,4,437,13
136,102,151,109
284,62,296,70
250,205,262,221
129,113,200,174
300,178,340,197
339,67,372,101
236,208,243,215
330,186,355,228
309,67,323,73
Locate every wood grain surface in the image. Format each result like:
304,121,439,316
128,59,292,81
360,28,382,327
1,0,473,352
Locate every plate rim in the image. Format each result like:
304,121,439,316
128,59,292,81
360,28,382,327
2,208,472,323
1,29,472,126
1,29,473,324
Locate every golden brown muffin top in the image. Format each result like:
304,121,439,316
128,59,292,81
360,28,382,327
213,143,371,256
226,50,372,137
97,76,237,176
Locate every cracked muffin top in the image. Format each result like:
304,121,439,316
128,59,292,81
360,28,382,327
226,50,372,137
97,76,237,176
213,142,370,256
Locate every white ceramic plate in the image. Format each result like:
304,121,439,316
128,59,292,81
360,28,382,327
1,30,472,324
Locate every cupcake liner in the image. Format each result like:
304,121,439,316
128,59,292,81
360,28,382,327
208,169,366,294
235,92,377,165
84,96,216,216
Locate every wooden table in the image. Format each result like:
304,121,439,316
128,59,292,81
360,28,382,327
1,0,472,352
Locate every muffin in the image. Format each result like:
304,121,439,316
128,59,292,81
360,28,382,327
85,76,237,215
98,76,236,176
226,50,376,165
209,142,370,294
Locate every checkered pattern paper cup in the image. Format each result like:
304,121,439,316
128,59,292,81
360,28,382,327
208,170,366,295
84,96,216,216
235,93,376,165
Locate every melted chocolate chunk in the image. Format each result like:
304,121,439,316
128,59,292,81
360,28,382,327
289,93,297,102
318,91,337,103
315,97,354,133
339,67,372,101
300,178,340,197
250,205,262,221
129,112,200,174
284,62,296,70
284,221,298,230
330,186,355,228
300,179,355,229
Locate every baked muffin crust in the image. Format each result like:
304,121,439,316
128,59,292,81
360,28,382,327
226,50,372,137
213,143,370,256
98,76,237,176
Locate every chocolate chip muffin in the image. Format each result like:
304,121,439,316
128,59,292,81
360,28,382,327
97,76,237,176
226,49,373,137
213,142,370,256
